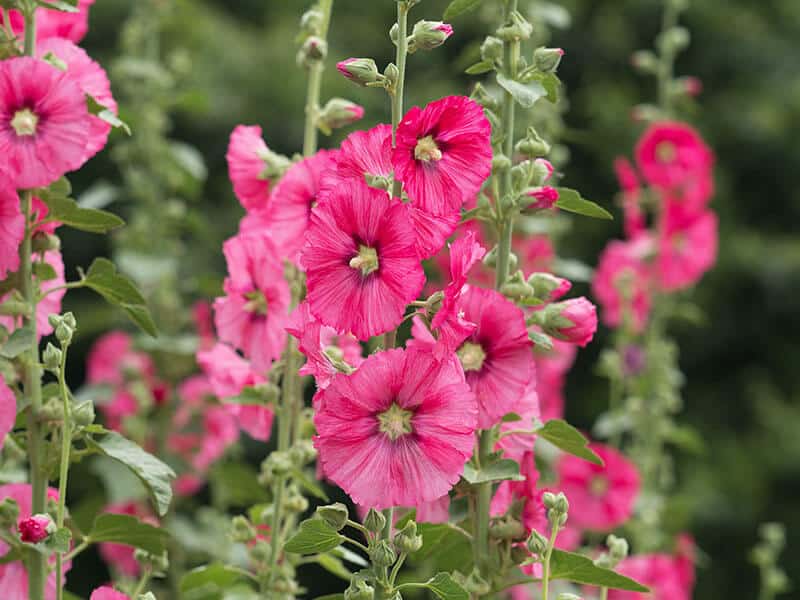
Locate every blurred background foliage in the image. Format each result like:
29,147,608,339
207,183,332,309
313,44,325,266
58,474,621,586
59,0,799,597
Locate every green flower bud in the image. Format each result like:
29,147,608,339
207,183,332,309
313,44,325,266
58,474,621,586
317,98,365,133
407,20,453,54
526,529,548,555
336,58,381,87
230,515,257,543
491,154,511,174
462,569,491,595
249,539,271,563
501,271,535,301
298,36,327,67
630,50,659,74
490,517,526,541
607,534,629,562
0,498,20,528
138,593,157,600
496,10,533,41
383,63,400,88
511,160,533,192
363,508,386,534
534,47,565,73
480,36,503,62
31,232,60,253
43,343,62,372
394,521,423,553
40,398,64,422
556,594,582,600
516,127,551,158
283,488,309,513
47,314,61,330
369,539,397,567
344,579,375,600
470,82,500,112
389,23,399,44
55,323,73,345
316,503,349,531
299,8,324,35
73,401,95,427
657,26,690,54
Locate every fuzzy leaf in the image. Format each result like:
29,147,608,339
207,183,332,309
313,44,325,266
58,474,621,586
462,458,525,484
497,73,547,108
314,553,352,581
426,572,470,600
88,513,169,555
87,431,176,516
465,60,494,75
555,188,613,219
537,419,604,465
549,549,650,591
83,258,157,337
180,564,247,598
0,327,34,359
284,519,345,555
443,0,484,19
33,262,57,281
40,196,124,234
37,0,79,12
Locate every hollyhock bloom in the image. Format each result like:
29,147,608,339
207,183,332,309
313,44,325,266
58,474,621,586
416,495,451,524
10,0,95,43
393,95,492,215
556,443,640,531
193,407,240,470
0,484,65,599
99,502,157,577
18,514,53,543
226,403,274,442
635,121,713,193
541,297,598,347
592,238,653,333
0,378,15,450
214,232,289,372
534,339,577,421
227,125,272,211
526,186,559,210
455,286,534,429
90,588,129,600
656,210,718,291
86,331,154,387
302,180,425,340
286,302,363,390
614,157,645,239
314,348,477,509
496,377,539,461
0,57,91,189
247,149,336,262
0,182,22,279
38,38,117,162
609,553,694,600
515,234,555,276
192,300,216,350
98,390,138,433
0,251,66,339
197,343,265,399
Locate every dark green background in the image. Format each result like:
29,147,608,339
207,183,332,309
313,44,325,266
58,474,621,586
61,0,799,597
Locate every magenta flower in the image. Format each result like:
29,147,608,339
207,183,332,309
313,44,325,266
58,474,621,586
10,0,95,43
214,232,290,372
0,251,66,340
635,121,713,193
0,181,22,279
90,587,130,600
18,514,53,544
656,209,717,291
455,286,534,429
0,57,91,189
556,442,641,531
226,125,272,211
38,38,118,163
314,348,477,509
614,157,646,239
609,549,695,600
592,238,653,333
86,331,154,387
495,378,539,461
526,186,559,210
541,296,598,347
302,179,425,340
393,95,492,215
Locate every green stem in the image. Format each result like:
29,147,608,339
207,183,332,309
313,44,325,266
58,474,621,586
302,0,334,156
131,566,153,598
657,0,679,116
390,1,409,199
473,430,493,573
62,540,89,563
540,524,560,600
55,342,72,600
600,587,609,600
388,552,406,587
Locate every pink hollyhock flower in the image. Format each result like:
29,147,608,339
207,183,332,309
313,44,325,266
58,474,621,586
192,300,216,350
416,495,451,524
99,389,138,433
18,514,53,543
592,238,653,333
286,302,363,390
86,331,154,387
514,234,555,276
314,348,477,509
526,186,559,210
214,232,289,372
90,587,129,600
98,501,158,577
226,403,274,442
496,377,539,461
37,38,117,162
534,339,577,421
407,205,461,260
0,57,91,189
454,286,534,429
226,125,272,211
197,343,265,399
10,0,95,43
0,250,66,340
614,157,646,239
193,406,240,470
0,378,15,450
556,443,640,531
0,484,65,599
609,553,693,600
0,181,22,279
248,149,336,262
540,297,598,347
393,95,492,215
635,121,713,193
656,209,717,291
302,179,425,340
31,196,60,235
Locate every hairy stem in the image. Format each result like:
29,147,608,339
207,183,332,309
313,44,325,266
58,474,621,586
390,1,409,201
540,524,560,600
55,342,72,600
657,0,680,116
302,0,334,156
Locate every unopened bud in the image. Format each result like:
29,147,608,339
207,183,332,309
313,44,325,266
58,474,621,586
556,594,583,600
18,514,55,544
299,9,324,35
480,36,503,62
43,343,62,372
658,26,690,54
73,401,95,427
540,297,598,347
526,186,559,210
383,63,399,88
283,488,309,513
316,503,349,531
470,82,500,112
55,323,73,345
344,579,375,600
528,272,572,302
534,47,564,73
337,58,381,87
490,517,526,540
62,312,76,330
363,508,386,534
317,98,365,133
31,232,60,253
607,534,629,562
249,539,271,563
407,20,453,54
491,154,511,174
462,569,491,595
369,539,397,567
526,529,549,555
299,36,327,66
500,271,535,300
531,158,555,185
516,127,551,158
230,515,257,543
679,76,702,97
389,23,399,44
630,50,658,73
394,521,423,554
497,10,533,41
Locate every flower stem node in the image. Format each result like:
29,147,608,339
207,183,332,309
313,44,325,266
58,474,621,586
533,47,565,73
480,36,504,62
407,20,453,53
336,58,383,87
369,539,397,568
297,36,328,68
345,579,375,600
230,515,258,543
490,516,526,541
317,98,365,134
394,520,423,553
496,10,533,41
516,126,551,158
363,508,386,534
316,503,349,531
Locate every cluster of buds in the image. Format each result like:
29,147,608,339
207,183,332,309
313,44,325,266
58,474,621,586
543,491,569,529
134,548,170,577
48,312,77,347
751,522,790,598
345,577,375,600
230,515,258,543
296,5,328,67
393,520,423,554
595,534,630,570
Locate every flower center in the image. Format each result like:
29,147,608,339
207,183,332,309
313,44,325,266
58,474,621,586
414,135,443,163
655,141,677,163
243,290,268,315
378,403,414,441
457,342,486,372
589,475,609,497
11,108,39,137
349,245,379,276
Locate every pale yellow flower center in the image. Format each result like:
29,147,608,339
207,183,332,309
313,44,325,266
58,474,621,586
349,245,379,276
378,403,414,441
589,475,609,497
655,141,677,163
457,342,486,372
243,290,268,315
414,135,443,163
11,108,38,137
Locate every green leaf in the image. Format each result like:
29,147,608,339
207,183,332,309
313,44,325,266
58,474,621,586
86,431,176,516
531,72,561,103
87,513,169,555
37,0,79,12
83,258,157,337
536,419,604,465
39,195,124,234
46,527,72,553
180,564,248,599
502,412,523,423
87,95,131,135
314,595,345,600
411,522,473,572
33,262,57,281
549,549,650,592
314,553,352,581
0,327,34,359
284,518,345,555
443,0,484,19
496,73,547,108
462,458,524,484
465,60,494,75
426,572,470,600
555,188,613,220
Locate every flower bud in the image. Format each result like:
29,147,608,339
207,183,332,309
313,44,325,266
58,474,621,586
55,322,73,345
47,314,61,330
345,579,375,600
62,312,76,330
43,343,62,372
407,20,453,53
678,76,702,97
534,47,564,73
528,272,572,302
394,521,423,554
317,98,365,134
462,569,491,595
490,517,526,541
230,515,257,543
556,594,582,600
299,36,327,66
496,10,533,41
249,539,271,563
284,491,308,515
540,297,598,347
526,186,559,210
363,508,386,534
31,232,60,253
369,539,397,567
0,498,19,528
299,8,324,35
480,36,504,62
630,50,658,73
491,154,511,174
500,271,535,301
40,398,65,422
337,58,381,87
516,126,550,158
526,529,549,555
531,158,555,185
18,514,55,544
657,26,690,54
316,503,349,531
383,63,399,89
607,534,629,562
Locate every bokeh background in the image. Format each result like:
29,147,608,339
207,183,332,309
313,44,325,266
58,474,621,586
59,0,799,597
